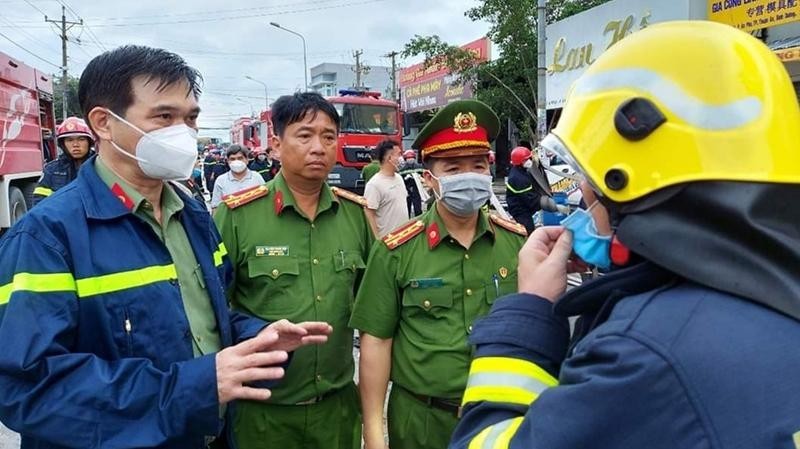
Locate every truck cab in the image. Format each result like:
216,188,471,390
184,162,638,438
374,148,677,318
327,89,402,194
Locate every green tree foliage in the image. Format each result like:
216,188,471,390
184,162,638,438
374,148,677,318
53,74,82,120
402,0,611,141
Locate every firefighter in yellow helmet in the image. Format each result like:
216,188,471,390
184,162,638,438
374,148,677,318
450,21,800,449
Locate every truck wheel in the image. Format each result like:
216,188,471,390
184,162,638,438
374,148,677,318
8,186,27,227
21,182,35,209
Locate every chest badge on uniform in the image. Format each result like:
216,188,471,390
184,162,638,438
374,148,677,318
256,246,289,257
499,267,509,279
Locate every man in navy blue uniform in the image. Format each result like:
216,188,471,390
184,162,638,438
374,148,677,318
32,116,95,205
450,22,800,449
0,45,331,449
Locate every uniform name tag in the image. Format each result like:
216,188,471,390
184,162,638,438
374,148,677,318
255,246,289,257
409,278,444,289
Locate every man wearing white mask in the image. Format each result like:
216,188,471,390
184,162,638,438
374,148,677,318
350,100,528,449
0,45,332,449
211,144,266,212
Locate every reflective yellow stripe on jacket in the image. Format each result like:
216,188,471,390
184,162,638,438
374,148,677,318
33,187,54,197
462,356,558,407
213,242,227,267
0,264,178,305
468,417,524,449
463,357,559,449
505,183,532,195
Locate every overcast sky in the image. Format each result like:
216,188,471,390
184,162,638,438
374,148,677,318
0,0,490,140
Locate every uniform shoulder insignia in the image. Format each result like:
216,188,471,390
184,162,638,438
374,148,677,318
490,213,528,237
331,186,368,207
222,184,269,209
382,220,425,250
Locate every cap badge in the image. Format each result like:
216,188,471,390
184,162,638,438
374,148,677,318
453,112,478,133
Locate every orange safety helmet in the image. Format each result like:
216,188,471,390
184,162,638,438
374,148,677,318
56,117,94,143
510,146,532,166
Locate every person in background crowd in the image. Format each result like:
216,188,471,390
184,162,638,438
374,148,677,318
399,149,424,217
450,21,800,449
505,146,543,234
361,149,381,184
33,116,95,205
211,144,265,212
0,44,331,449
351,100,527,449
249,147,272,180
215,92,373,449
205,149,228,193
364,139,408,238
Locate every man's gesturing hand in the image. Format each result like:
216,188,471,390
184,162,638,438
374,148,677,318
216,330,288,404
216,320,332,404
258,319,333,353
518,226,573,303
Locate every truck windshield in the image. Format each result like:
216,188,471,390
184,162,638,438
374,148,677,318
335,103,397,135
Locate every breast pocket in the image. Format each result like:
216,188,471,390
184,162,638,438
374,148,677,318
247,255,300,288
333,250,366,277
246,256,301,316
485,271,519,305
401,286,454,344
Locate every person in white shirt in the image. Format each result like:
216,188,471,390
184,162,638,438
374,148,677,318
363,139,408,238
211,144,266,212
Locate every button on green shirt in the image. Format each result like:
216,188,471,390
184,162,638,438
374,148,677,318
214,172,374,404
349,205,526,398
95,157,221,357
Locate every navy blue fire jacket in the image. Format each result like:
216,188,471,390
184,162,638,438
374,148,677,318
0,157,271,449
450,264,800,449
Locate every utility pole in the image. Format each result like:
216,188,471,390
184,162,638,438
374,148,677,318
46,6,82,121
352,50,370,90
536,0,547,144
384,51,399,102
353,50,363,88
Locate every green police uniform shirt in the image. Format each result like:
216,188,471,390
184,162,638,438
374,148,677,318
349,205,526,399
214,172,373,404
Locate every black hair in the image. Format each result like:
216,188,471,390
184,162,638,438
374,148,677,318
226,144,249,158
271,92,340,137
78,45,202,126
373,139,400,163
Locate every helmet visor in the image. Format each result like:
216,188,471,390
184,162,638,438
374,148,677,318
540,133,604,195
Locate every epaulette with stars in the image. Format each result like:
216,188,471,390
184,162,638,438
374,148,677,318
331,186,368,207
489,213,528,236
222,184,269,209
382,219,425,250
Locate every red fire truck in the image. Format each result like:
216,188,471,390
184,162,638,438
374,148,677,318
229,116,261,150
0,51,57,232
231,89,402,194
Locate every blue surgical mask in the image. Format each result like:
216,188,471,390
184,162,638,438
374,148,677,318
560,202,611,269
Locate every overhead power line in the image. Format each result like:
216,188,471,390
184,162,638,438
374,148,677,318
12,0,389,27
0,29,61,69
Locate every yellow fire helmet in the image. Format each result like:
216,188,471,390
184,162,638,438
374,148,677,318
542,20,800,204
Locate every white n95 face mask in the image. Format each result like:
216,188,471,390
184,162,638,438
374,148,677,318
105,109,199,181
